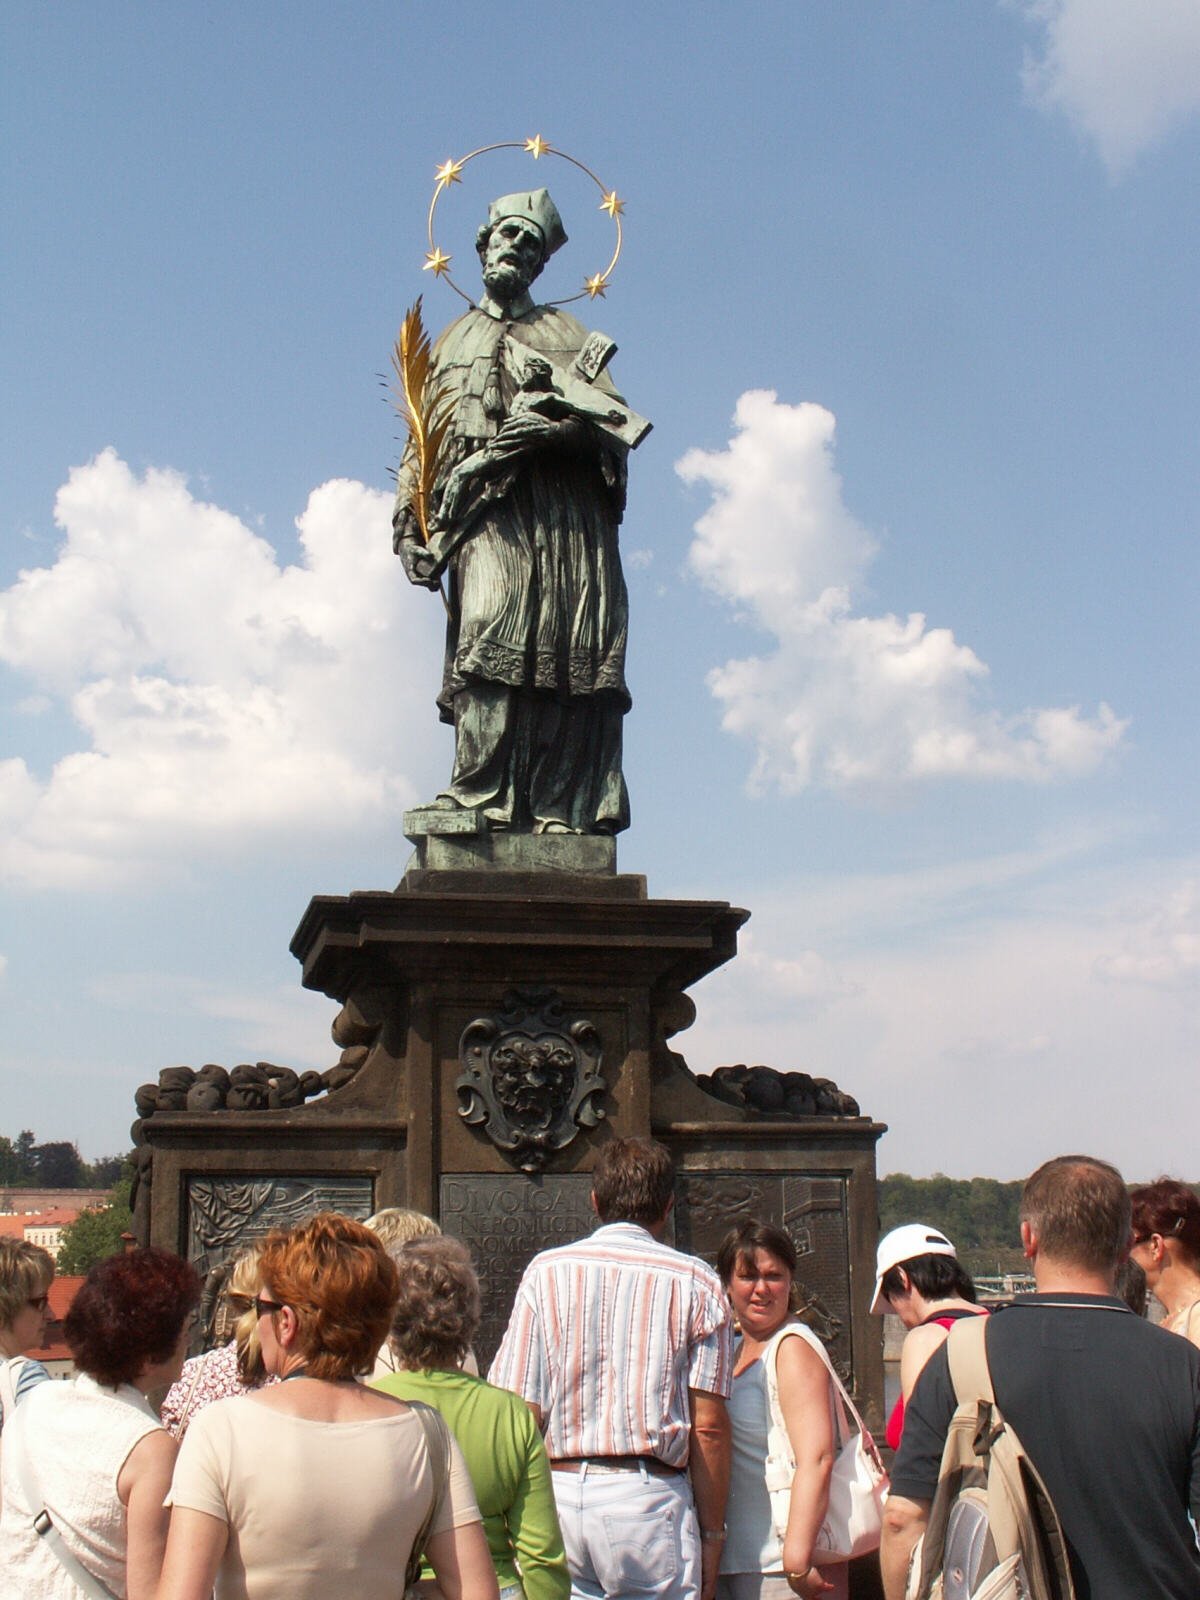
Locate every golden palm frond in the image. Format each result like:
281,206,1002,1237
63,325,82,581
390,297,456,544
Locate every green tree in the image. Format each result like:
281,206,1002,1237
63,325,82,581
34,1140,86,1188
14,1129,37,1184
878,1174,1026,1272
0,1135,21,1185
81,1154,128,1189
56,1176,133,1274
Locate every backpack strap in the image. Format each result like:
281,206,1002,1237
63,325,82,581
943,1313,994,1407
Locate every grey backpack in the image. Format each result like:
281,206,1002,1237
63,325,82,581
905,1315,1076,1600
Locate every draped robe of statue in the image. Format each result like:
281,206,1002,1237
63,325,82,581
393,287,632,835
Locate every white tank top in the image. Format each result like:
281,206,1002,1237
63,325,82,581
0,1372,164,1597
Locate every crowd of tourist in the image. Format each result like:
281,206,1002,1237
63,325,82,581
0,1141,1198,1600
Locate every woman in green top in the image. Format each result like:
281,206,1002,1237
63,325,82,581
373,1237,569,1600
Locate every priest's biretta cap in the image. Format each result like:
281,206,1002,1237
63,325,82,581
487,189,568,258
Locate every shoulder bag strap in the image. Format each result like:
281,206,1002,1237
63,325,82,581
0,1355,23,1428
778,1322,871,1450
168,1350,210,1439
404,1400,452,1591
761,1327,787,1430
6,1415,120,1600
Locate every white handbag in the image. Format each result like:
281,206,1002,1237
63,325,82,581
762,1321,889,1562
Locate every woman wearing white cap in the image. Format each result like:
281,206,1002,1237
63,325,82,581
869,1223,986,1452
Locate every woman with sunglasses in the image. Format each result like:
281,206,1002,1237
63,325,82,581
0,1246,200,1599
158,1212,498,1600
0,1238,55,1443
160,1243,277,1437
1129,1179,1200,1347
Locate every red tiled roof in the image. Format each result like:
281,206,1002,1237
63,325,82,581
23,1276,85,1364
23,1209,81,1229
0,1203,98,1239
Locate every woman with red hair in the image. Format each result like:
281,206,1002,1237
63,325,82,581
0,1246,200,1599
158,1212,497,1600
1129,1179,1200,1347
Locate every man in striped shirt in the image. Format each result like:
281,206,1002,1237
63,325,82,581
490,1138,733,1600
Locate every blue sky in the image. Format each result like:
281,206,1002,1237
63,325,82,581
2,1,1197,1179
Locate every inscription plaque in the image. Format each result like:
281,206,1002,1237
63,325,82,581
440,1173,596,1371
675,1171,853,1383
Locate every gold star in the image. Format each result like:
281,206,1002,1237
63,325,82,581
600,190,625,219
584,274,608,299
524,134,549,159
434,158,464,190
423,248,452,277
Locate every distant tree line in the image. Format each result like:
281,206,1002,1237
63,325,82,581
878,1172,1200,1280
879,1173,1029,1277
879,1174,1023,1249
0,1130,127,1190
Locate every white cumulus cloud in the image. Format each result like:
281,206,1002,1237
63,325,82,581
1096,880,1200,988
683,855,1200,1178
677,391,1126,795
1019,0,1200,176
727,931,861,1012
0,450,445,888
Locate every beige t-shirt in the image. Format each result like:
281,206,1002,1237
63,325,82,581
167,1393,480,1600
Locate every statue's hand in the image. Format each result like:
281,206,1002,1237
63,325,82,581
393,502,422,552
398,539,440,589
494,408,566,450
439,464,470,526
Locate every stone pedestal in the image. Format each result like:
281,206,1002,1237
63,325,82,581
288,875,748,1209
135,865,886,1429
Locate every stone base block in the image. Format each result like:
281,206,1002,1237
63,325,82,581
405,828,619,878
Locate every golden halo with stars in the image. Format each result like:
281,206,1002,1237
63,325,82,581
423,136,626,307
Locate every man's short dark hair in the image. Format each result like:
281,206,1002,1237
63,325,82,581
592,1137,674,1226
1021,1154,1131,1273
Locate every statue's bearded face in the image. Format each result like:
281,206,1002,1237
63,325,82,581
481,217,545,300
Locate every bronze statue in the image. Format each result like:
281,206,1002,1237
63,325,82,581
393,188,649,836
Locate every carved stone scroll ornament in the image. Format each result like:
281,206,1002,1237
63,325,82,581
456,988,605,1172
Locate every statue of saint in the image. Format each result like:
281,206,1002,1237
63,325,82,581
393,188,646,837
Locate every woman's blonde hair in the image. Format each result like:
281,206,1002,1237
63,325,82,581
364,1208,441,1251
218,1244,268,1384
0,1239,54,1329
